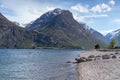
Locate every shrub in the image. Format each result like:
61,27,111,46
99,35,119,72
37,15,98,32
95,44,100,49
107,39,117,49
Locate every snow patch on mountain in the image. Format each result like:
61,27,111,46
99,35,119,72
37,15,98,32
106,29,120,39
13,22,26,27
105,29,120,44
26,8,64,29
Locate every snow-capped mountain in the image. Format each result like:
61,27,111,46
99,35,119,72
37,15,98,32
105,29,120,44
13,21,26,27
26,8,66,30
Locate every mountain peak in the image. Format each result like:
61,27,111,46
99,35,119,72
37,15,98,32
26,8,72,30
52,8,63,14
40,8,68,19
105,29,120,43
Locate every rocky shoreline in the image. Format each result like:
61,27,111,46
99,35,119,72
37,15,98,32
76,50,120,80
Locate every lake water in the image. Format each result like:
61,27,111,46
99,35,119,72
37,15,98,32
0,49,83,80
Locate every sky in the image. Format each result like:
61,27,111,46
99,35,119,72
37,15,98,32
0,0,120,35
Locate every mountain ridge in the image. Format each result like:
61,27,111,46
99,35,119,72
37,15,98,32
105,29,120,45
0,13,53,48
0,9,106,49
26,8,106,49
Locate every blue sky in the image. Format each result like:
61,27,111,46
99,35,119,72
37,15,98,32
0,0,120,35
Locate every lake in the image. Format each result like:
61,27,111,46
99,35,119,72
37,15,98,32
0,49,83,80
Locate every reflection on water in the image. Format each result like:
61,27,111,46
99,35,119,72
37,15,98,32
0,49,83,80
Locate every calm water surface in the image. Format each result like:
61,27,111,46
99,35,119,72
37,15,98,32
0,49,83,80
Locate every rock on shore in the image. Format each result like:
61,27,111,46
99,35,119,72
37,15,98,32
77,50,120,80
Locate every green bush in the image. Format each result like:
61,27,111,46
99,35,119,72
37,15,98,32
107,39,117,49
95,44,100,49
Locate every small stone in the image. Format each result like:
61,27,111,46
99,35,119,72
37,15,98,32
86,58,93,61
88,55,95,58
115,52,119,55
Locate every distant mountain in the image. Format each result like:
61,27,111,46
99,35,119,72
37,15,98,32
0,13,51,48
26,8,106,49
105,29,120,45
25,21,34,28
13,21,26,27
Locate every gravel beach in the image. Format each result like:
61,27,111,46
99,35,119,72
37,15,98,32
77,50,120,80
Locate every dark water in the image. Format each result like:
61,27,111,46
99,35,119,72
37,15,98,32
0,49,83,80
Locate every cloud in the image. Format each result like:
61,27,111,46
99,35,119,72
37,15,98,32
72,13,108,23
0,4,4,8
71,4,89,13
91,3,111,13
70,1,114,23
28,6,55,15
0,0,57,24
113,19,120,23
84,14,108,18
109,0,115,6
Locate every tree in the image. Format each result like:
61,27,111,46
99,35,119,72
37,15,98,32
107,39,117,49
95,44,100,49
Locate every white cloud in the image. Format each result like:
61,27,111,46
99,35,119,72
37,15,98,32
72,13,108,23
91,3,111,13
28,6,55,15
0,0,56,24
71,4,89,13
109,0,115,6
84,14,108,18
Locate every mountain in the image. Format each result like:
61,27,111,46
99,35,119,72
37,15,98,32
26,8,64,30
25,21,34,28
105,29,120,45
78,23,106,42
13,21,26,27
0,13,52,48
26,8,106,49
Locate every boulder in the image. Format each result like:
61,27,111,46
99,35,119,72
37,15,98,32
111,55,117,59
86,58,93,61
76,57,86,63
115,52,119,55
88,55,95,58
95,55,101,60
102,55,110,59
